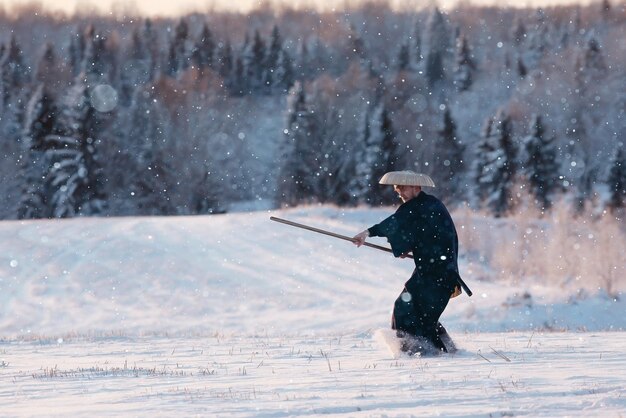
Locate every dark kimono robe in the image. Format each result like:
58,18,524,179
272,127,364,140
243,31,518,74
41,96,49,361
368,191,460,353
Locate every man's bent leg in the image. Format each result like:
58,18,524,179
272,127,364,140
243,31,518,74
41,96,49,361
437,323,457,353
391,287,444,355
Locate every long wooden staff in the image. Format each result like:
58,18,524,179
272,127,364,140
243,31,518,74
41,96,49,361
270,216,473,297
269,216,408,257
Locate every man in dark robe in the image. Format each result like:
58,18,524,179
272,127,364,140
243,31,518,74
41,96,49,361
353,170,463,355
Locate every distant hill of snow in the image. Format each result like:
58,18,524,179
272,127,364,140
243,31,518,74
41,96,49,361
0,206,623,340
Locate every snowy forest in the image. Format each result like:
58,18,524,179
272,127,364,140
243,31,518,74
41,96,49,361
0,0,624,219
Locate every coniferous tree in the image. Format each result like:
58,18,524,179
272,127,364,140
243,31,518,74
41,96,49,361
351,100,400,205
68,27,86,77
473,118,495,204
308,37,331,79
276,81,317,206
424,7,449,87
575,34,606,87
273,48,294,94
192,22,215,72
81,25,114,85
167,18,191,76
216,39,233,80
17,85,58,219
125,86,176,215
574,163,597,214
369,102,400,205
251,30,267,91
522,12,549,70
607,144,625,211
453,34,474,91
141,19,159,79
410,20,423,68
435,108,465,201
0,35,30,143
348,24,367,62
517,56,528,78
230,54,245,96
46,76,107,218
601,0,611,20
563,106,594,213
351,105,373,204
0,34,30,108
34,43,56,85
522,114,560,211
347,98,400,206
240,30,266,94
120,28,152,106
195,166,223,214
312,102,353,205
295,38,311,80
396,42,410,71
477,109,518,217
511,16,527,45
264,25,282,92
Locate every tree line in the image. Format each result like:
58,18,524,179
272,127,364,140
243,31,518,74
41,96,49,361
0,1,624,219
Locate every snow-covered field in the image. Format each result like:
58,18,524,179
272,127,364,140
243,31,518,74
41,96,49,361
1,207,625,416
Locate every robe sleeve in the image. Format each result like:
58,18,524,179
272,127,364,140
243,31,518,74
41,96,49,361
368,213,415,257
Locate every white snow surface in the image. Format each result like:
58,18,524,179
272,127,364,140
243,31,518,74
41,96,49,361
1,206,624,417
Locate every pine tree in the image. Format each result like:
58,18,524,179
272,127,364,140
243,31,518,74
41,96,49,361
410,20,423,67
369,102,400,205
68,27,86,77
0,34,30,108
563,108,593,214
230,55,245,96
522,12,549,70
305,37,331,80
192,22,215,71
453,34,474,91
311,103,353,205
239,30,266,94
607,144,625,211
517,56,528,78
46,76,107,218
473,118,495,204
476,109,518,217
273,48,294,94
216,39,233,80
120,28,152,105
264,25,282,92
351,101,400,205
424,7,449,87
81,25,113,84
522,114,560,211
435,108,465,201
573,163,597,214
0,35,30,144
194,165,223,214
34,43,56,85
295,38,310,80
125,87,176,215
348,24,367,62
601,0,611,20
396,42,410,71
167,18,191,76
351,105,373,204
276,81,317,206
17,85,58,219
141,19,159,80
575,34,606,87
511,16,526,45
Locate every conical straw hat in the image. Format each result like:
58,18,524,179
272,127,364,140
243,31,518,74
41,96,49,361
378,170,436,187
